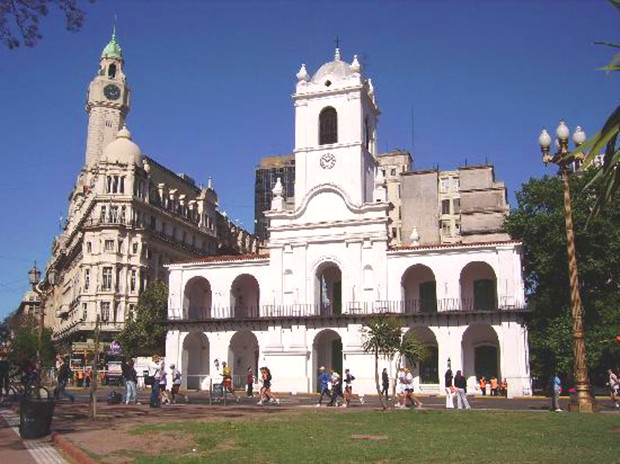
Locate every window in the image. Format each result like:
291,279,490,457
102,267,113,290
119,177,125,194
100,302,110,322
364,117,370,150
84,269,90,290
109,206,118,223
442,199,450,215
100,206,107,223
319,106,338,145
104,240,115,252
440,178,449,193
130,270,137,292
455,221,461,234
441,221,451,236
390,168,396,176
473,279,495,311
120,206,126,224
82,303,88,321
86,242,92,253
132,242,138,254
419,281,437,313
108,63,116,79
391,227,397,238
453,178,460,191
128,304,135,322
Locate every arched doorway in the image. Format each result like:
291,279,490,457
312,329,343,391
401,264,437,313
184,277,212,319
182,332,210,390
230,274,260,318
228,330,259,389
460,262,497,311
462,324,500,387
316,262,342,316
403,326,439,390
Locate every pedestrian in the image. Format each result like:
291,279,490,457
170,364,187,403
453,370,471,410
404,367,423,408
85,368,91,388
343,368,355,407
316,366,331,406
328,370,343,407
395,366,407,409
444,368,454,409
246,367,254,397
608,369,619,409
123,359,138,404
500,378,508,397
0,352,9,399
490,376,498,396
158,359,169,404
257,366,279,405
381,367,389,400
148,355,162,408
54,357,75,403
221,361,237,399
548,372,562,412
479,376,487,396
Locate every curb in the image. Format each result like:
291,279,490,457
51,432,97,464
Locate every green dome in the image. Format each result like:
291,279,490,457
101,32,122,59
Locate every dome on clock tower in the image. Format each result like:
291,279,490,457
101,29,123,59
311,48,358,83
102,126,143,168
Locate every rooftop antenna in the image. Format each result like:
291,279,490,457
112,13,117,37
334,36,341,61
410,104,415,158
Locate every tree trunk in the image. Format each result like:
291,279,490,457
375,348,387,410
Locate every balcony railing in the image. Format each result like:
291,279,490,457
170,297,527,322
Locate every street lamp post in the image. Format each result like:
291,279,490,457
28,261,56,368
538,120,595,413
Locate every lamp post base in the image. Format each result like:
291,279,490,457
568,397,597,413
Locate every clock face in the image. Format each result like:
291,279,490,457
320,153,336,169
103,84,121,101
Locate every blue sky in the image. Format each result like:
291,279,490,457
0,0,617,319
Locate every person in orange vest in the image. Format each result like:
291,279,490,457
501,379,508,396
479,376,487,396
85,368,92,388
77,368,84,387
490,376,499,396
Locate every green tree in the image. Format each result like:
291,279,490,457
118,280,168,357
362,315,402,410
505,172,620,385
7,315,55,367
392,331,426,397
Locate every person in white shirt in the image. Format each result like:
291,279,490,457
608,369,619,409
148,355,162,408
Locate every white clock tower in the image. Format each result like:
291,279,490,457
293,48,379,206
84,29,131,168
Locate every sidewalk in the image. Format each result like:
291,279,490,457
0,408,67,464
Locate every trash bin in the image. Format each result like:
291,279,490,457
19,398,55,439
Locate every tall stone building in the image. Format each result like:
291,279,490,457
42,32,258,348
254,154,295,240
400,165,510,246
377,150,413,245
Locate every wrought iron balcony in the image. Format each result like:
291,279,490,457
169,297,528,322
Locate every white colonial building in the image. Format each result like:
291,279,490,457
165,48,531,398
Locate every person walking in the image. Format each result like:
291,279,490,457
549,372,562,412
54,358,75,403
246,367,254,397
123,359,138,404
257,366,279,405
343,368,356,407
608,369,619,409
444,368,454,409
148,355,162,408
404,367,423,408
316,366,331,406
170,364,187,403
479,376,487,396
381,368,389,401
490,376,499,396
328,370,343,407
221,361,238,400
395,367,407,409
453,370,471,410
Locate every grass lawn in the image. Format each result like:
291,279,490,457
125,409,619,464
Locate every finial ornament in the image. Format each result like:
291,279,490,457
272,177,284,197
334,47,341,61
410,227,420,246
296,63,309,82
271,178,284,211
350,54,361,73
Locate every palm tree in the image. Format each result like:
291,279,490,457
362,315,402,410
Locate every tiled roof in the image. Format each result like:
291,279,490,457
389,239,521,252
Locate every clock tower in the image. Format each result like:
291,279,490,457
84,29,131,168
292,48,379,207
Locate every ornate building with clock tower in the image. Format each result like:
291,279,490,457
85,30,131,168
